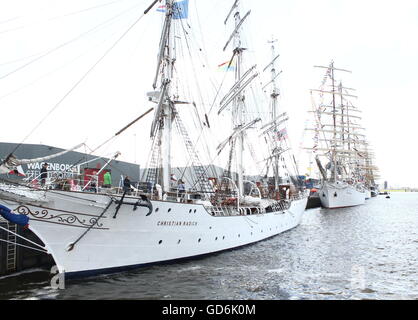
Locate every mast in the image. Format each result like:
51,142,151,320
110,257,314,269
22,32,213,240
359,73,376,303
160,0,175,193
338,80,348,180
223,0,248,197
267,39,281,190
149,0,176,192
330,61,338,182
312,61,352,183
233,5,244,197
218,1,258,200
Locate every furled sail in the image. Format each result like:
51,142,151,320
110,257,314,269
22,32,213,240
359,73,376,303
0,143,84,174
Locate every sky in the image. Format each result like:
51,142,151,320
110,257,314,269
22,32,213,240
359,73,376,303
1,0,418,188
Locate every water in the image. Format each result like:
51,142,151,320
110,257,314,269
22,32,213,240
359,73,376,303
1,193,417,300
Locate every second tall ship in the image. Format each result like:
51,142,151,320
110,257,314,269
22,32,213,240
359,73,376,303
305,61,372,209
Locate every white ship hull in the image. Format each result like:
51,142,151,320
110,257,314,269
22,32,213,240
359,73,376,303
319,182,366,209
1,189,307,277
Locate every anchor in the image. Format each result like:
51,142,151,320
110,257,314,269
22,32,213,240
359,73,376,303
115,194,153,216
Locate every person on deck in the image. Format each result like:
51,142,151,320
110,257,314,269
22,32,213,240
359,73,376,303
177,179,186,202
89,171,97,192
103,171,112,188
123,176,132,194
40,163,48,187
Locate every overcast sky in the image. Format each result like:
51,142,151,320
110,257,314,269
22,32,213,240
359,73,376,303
1,0,417,188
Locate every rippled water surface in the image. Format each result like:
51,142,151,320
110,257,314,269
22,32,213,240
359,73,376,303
1,192,417,300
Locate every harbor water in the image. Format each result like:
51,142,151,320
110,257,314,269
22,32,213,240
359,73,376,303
0,192,417,300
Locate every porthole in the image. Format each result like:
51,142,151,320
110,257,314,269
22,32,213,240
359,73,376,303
177,239,181,244
222,236,225,240
194,209,197,213
251,232,253,236
158,240,162,244
198,238,201,243
155,208,159,212
168,208,172,212
238,234,240,237
215,237,218,241
189,209,192,213
209,226,212,229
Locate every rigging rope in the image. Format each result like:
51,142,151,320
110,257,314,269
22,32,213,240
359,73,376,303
1,3,148,167
0,0,136,36
0,1,143,81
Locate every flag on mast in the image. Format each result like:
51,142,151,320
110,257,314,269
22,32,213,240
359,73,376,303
218,60,236,72
277,128,288,141
157,0,189,19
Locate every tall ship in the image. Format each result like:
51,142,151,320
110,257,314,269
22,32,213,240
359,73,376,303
304,61,367,208
0,0,307,278
360,146,380,198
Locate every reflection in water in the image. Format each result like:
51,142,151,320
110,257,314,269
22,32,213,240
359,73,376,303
1,193,417,300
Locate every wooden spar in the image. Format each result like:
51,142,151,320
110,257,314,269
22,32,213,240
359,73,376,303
258,148,290,163
308,111,362,119
262,53,280,72
304,148,364,154
318,105,362,112
224,0,239,25
315,156,327,181
320,124,365,129
216,118,261,155
262,70,282,91
317,139,369,145
115,108,154,136
326,84,356,91
218,71,259,115
144,0,160,14
310,89,358,98
219,65,257,106
305,129,366,137
7,143,85,166
92,108,154,153
314,65,352,73
259,117,289,136
260,112,287,130
223,10,251,51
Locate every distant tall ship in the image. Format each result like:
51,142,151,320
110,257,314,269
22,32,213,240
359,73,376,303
0,0,307,278
305,61,367,209
361,147,380,198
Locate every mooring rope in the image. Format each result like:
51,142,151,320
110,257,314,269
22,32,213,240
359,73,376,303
0,224,47,252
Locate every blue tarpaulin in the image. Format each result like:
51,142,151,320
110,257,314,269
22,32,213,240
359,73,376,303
0,204,29,227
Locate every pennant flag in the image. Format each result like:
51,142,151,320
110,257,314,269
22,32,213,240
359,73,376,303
218,60,236,72
276,128,288,141
156,4,166,12
157,0,189,19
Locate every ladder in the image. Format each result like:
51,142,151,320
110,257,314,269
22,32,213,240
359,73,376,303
6,223,17,272
172,105,213,193
145,131,162,186
219,139,238,197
